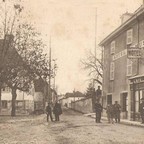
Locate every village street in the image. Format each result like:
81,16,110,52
0,108,143,144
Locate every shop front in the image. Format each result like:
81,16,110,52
129,75,144,121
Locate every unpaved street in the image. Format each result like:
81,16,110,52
0,108,143,144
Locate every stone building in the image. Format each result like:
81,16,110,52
99,5,144,121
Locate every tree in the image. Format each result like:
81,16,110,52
85,83,94,97
0,1,49,116
0,0,24,113
3,24,49,116
81,50,103,86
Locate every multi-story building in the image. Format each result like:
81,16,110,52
99,5,144,121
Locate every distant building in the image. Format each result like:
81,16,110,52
99,5,144,121
59,91,85,107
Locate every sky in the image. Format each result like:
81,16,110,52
19,0,142,94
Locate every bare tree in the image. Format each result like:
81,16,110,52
81,50,103,86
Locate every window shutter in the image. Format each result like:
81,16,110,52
127,29,133,44
111,41,115,54
127,59,132,76
110,62,114,80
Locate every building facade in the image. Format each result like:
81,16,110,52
1,85,34,115
100,5,144,121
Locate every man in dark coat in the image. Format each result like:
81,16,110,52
95,100,103,123
53,102,62,121
139,97,144,124
113,101,121,123
46,103,53,122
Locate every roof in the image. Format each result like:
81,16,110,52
65,91,86,98
99,5,144,46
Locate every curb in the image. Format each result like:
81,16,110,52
85,113,144,128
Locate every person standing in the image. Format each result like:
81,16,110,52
46,103,53,122
95,100,103,123
106,104,114,124
139,97,144,124
53,102,62,121
113,101,121,123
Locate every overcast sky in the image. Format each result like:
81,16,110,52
21,0,142,94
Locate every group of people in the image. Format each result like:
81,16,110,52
95,100,121,124
46,102,62,122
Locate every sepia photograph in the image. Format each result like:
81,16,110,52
0,0,143,143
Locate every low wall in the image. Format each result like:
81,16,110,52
71,97,93,114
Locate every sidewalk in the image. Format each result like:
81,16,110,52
84,113,144,128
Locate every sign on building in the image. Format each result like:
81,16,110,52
113,49,127,61
127,48,141,59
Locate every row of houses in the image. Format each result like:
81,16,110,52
100,5,144,121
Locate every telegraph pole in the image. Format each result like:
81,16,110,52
48,36,52,103
93,8,97,89
95,8,97,60
53,59,57,90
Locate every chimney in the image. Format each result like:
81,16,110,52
120,12,133,24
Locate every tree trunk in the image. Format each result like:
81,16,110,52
11,87,17,116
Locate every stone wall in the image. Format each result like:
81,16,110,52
71,97,93,114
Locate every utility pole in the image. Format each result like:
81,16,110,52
95,8,97,61
52,59,57,90
48,36,52,103
93,8,97,89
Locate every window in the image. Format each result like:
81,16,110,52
110,62,114,80
111,41,115,54
2,85,11,92
2,101,7,109
127,59,132,76
127,29,133,44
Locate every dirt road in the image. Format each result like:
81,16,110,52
0,108,143,144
